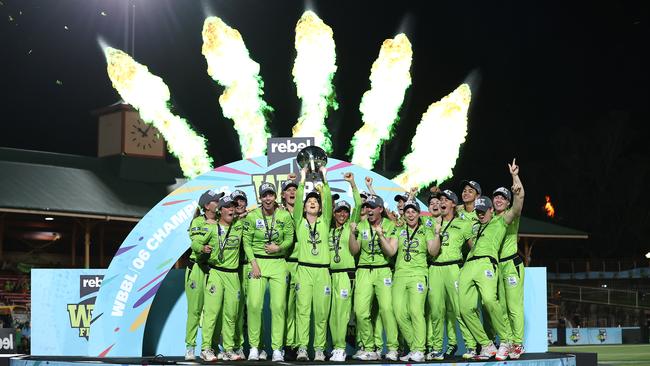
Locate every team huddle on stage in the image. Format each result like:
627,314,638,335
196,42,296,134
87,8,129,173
184,159,526,362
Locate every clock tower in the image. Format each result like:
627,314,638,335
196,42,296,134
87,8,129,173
94,101,165,158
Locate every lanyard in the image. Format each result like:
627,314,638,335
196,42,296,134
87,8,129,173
308,219,319,255
332,225,344,263
216,223,233,262
262,209,276,245
368,221,379,260
474,220,490,247
404,223,419,262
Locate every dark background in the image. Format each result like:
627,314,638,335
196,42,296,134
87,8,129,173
1,0,648,261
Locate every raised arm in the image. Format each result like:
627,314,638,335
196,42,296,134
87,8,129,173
408,186,418,201
365,176,377,195
294,167,307,227
348,221,360,255
344,172,363,224
320,166,332,226
503,158,525,225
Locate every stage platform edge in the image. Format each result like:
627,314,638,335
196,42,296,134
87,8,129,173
9,353,580,366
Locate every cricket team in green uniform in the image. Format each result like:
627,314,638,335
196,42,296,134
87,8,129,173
183,159,527,362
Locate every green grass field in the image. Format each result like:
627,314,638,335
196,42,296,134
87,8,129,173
549,344,650,366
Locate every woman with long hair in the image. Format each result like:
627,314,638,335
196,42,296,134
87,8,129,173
184,190,223,360
242,182,294,361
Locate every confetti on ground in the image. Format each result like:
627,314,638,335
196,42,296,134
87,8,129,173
19,10,22,15
8,15,14,22
27,49,32,55
56,80,63,85
101,11,107,16
64,25,69,30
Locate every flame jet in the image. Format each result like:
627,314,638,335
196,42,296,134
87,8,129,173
291,11,338,153
202,17,272,158
104,47,213,178
350,34,413,169
393,84,471,189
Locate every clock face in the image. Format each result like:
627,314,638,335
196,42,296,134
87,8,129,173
124,114,165,156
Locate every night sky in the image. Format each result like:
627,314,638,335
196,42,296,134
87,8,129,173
1,0,648,262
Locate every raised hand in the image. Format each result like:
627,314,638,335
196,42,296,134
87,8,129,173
288,172,297,181
508,158,519,176
343,172,354,183
365,176,373,187
430,185,441,194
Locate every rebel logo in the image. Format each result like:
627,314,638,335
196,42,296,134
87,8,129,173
267,137,314,165
67,274,104,339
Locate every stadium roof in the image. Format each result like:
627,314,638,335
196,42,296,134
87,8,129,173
0,147,589,239
0,147,184,221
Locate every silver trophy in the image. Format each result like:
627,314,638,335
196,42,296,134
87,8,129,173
297,145,328,181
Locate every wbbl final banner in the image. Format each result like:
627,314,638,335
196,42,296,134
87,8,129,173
31,269,105,355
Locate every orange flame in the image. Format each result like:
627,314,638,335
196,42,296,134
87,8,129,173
544,195,556,218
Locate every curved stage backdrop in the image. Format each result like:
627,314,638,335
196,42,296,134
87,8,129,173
88,155,430,357
31,153,548,357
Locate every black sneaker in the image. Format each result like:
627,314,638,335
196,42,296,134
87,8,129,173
445,344,458,359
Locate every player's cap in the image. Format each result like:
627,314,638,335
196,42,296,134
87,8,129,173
362,194,384,209
492,187,512,201
393,192,409,202
474,196,493,212
334,200,351,212
218,195,235,209
198,190,225,208
230,189,247,201
437,189,459,205
258,182,277,196
460,180,482,196
281,180,298,191
403,200,420,212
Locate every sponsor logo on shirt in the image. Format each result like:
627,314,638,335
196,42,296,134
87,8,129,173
484,270,494,279
425,219,433,228
383,278,392,286
209,284,216,294
340,289,349,299
454,280,459,290
256,219,265,229
324,286,331,296
416,283,424,293
507,276,518,287
295,283,300,292
362,230,369,240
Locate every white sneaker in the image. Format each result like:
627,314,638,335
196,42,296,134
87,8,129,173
297,348,309,361
356,351,377,361
235,348,246,360
385,350,399,361
248,347,259,361
184,346,195,361
352,349,365,360
475,343,497,360
510,344,525,359
314,350,326,361
462,348,477,359
225,351,242,361
399,352,413,362
410,351,425,362
200,349,218,362
272,349,284,361
259,350,268,360
495,342,511,361
373,350,383,359
217,352,225,360
329,349,346,362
